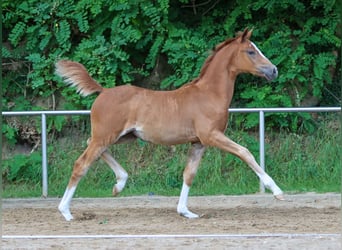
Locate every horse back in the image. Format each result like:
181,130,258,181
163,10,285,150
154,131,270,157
89,84,202,145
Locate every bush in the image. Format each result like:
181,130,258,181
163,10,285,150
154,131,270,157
3,0,340,134
2,152,42,183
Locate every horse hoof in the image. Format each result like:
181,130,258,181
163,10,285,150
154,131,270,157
180,212,199,219
178,208,200,219
112,187,120,196
59,206,74,221
274,194,285,201
60,210,74,221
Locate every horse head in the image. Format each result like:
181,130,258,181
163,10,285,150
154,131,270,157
231,29,278,81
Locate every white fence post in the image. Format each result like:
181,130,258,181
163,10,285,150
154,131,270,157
41,113,48,198
259,110,265,193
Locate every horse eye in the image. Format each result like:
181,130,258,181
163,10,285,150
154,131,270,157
247,50,256,56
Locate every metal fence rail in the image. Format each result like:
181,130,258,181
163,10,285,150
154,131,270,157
2,107,341,197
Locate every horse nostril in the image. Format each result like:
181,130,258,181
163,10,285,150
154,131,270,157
259,65,278,80
273,67,278,76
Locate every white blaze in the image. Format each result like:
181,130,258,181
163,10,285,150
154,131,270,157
251,42,267,60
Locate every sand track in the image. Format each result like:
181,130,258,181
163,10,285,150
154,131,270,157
2,193,341,249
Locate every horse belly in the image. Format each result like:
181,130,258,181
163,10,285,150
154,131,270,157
134,125,197,145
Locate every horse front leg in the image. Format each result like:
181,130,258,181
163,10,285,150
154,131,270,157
205,131,284,199
101,150,128,196
58,142,105,221
177,143,206,218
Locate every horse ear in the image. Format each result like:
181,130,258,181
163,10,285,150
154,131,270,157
239,28,253,43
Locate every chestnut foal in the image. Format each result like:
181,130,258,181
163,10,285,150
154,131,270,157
56,29,283,221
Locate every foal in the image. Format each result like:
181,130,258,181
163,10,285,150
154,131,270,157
56,29,283,221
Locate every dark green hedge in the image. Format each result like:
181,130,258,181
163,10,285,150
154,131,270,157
2,0,341,134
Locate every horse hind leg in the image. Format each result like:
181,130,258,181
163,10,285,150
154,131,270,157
101,150,128,196
58,141,106,221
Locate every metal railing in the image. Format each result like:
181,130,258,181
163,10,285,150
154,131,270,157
2,107,341,197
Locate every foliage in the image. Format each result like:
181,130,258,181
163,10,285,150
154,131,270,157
2,152,42,183
223,0,340,131
2,0,341,139
2,123,18,146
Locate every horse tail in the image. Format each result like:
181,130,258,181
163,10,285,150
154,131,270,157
55,60,104,96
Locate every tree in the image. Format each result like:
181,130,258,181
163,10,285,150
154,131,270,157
2,0,341,135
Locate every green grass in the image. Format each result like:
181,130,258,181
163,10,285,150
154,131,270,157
2,116,341,198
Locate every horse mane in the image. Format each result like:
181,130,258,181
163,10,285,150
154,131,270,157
188,36,238,85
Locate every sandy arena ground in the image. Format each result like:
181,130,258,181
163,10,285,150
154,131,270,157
2,193,341,249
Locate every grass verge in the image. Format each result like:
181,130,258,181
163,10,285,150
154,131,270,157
2,115,340,198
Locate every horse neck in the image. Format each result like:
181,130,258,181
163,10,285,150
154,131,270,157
197,45,238,106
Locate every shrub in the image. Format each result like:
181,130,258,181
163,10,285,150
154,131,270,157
3,0,340,134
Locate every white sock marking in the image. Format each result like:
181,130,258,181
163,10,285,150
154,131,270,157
58,186,76,221
177,183,199,218
257,173,283,196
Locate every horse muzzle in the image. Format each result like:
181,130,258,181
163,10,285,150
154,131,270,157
259,65,278,81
